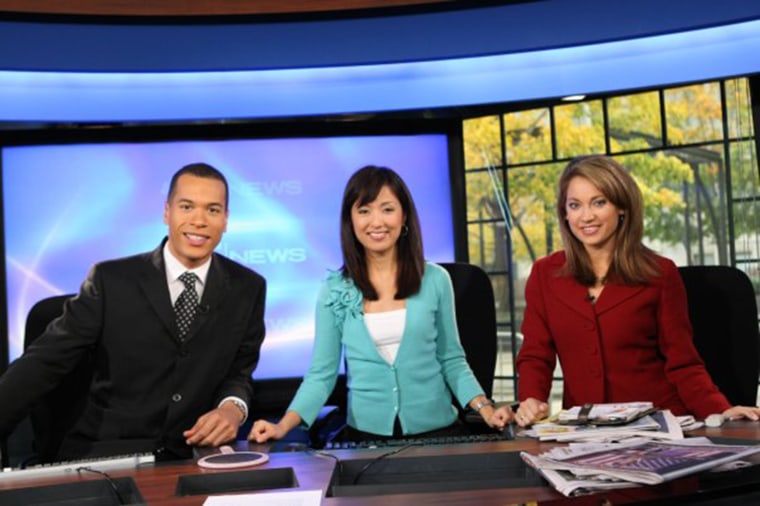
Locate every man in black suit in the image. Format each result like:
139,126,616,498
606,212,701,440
0,163,266,461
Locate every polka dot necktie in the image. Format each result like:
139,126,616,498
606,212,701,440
175,272,199,339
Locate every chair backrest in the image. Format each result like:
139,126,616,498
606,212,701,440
678,266,760,406
439,262,498,400
24,294,93,463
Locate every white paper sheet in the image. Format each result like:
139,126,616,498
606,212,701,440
203,489,322,506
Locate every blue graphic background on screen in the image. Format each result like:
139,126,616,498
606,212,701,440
2,135,454,379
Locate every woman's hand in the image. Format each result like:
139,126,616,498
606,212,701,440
722,406,760,421
248,419,288,443
515,398,549,427
480,404,514,430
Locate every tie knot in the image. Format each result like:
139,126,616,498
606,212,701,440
179,272,198,290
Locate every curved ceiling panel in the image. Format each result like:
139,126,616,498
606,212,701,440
1,19,759,122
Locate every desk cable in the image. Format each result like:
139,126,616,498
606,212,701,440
76,466,128,505
352,443,418,485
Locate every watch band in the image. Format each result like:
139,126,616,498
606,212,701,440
473,399,495,412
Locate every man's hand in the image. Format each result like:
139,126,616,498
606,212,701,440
183,402,243,447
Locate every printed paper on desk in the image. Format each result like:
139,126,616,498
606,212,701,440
558,402,655,425
203,489,322,506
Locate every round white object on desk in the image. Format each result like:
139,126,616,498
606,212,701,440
197,445,270,469
705,413,725,428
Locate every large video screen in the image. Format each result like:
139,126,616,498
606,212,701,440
1,132,456,379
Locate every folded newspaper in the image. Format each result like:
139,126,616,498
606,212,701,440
557,402,655,425
527,409,684,442
521,439,760,497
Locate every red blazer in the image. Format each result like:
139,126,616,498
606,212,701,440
516,251,730,419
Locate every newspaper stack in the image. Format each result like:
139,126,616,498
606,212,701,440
524,407,685,443
522,438,760,497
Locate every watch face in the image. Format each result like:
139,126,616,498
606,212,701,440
197,451,269,469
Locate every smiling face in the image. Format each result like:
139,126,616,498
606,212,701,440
564,175,624,254
164,174,228,268
351,185,405,258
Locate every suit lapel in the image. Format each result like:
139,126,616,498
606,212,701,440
593,283,646,315
140,243,177,338
549,272,646,319
551,274,595,320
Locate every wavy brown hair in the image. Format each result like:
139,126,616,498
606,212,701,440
339,165,425,300
557,155,660,286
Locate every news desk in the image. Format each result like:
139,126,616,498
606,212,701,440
2,422,760,506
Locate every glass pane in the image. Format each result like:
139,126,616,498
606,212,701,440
736,262,760,316
465,169,504,222
467,221,508,271
492,376,516,403
665,83,723,145
491,272,510,324
733,201,760,264
725,78,754,139
555,100,605,159
507,162,564,328
613,152,691,264
503,108,552,164
620,147,729,266
608,91,663,152
729,140,760,200
508,163,564,264
463,115,502,170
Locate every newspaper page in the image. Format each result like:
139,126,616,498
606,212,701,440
521,440,760,497
527,410,683,442
558,402,654,425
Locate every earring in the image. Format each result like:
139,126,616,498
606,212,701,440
401,224,409,237
619,214,625,222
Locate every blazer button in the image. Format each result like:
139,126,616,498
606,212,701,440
172,393,182,402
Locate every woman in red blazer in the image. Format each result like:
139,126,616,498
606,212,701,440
514,155,760,426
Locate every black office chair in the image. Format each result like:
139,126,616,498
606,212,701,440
309,262,499,446
678,266,760,406
23,294,94,463
439,262,498,403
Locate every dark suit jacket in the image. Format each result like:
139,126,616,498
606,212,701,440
0,239,266,460
516,251,730,419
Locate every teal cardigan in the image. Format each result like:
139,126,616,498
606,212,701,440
289,262,484,436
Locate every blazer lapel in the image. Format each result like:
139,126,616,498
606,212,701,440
550,274,597,320
593,282,646,315
140,243,177,338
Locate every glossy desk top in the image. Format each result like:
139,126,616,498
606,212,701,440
1,422,759,505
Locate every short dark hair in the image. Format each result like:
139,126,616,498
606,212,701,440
339,165,425,299
167,163,229,209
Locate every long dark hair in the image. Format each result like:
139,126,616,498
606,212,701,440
339,165,425,299
557,155,660,285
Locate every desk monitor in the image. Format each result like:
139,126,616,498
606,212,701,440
0,120,463,384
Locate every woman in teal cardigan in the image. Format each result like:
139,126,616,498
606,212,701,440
249,165,512,443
